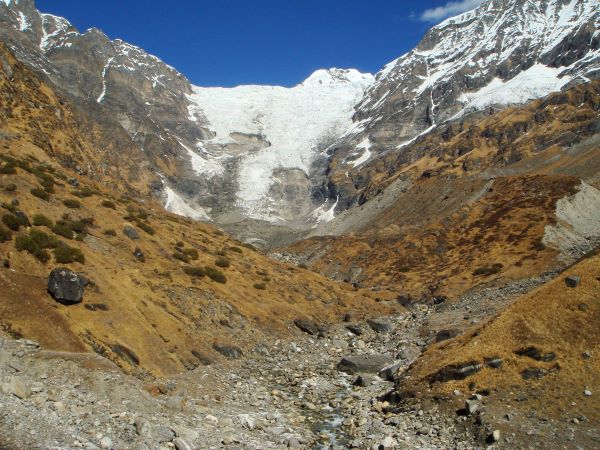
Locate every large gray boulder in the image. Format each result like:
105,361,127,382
337,355,393,375
47,268,86,305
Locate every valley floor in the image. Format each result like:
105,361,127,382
2,269,592,450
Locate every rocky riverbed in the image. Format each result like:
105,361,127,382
2,271,556,450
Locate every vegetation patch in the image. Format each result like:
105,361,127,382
30,188,50,201
62,198,81,209
2,213,28,231
101,200,116,209
183,266,206,277
4,183,16,192
253,282,267,290
137,221,156,236
33,214,53,228
204,266,227,283
215,256,230,268
15,229,60,263
103,229,117,236
0,225,12,242
54,242,85,264
473,263,504,277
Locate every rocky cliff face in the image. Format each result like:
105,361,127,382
320,0,600,213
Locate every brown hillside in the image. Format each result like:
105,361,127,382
286,82,600,300
392,253,600,448
0,44,400,377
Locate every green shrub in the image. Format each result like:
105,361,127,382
298,263,308,269
229,246,243,254
173,251,190,263
62,199,81,209
2,214,23,231
216,250,227,256
103,229,117,236
0,165,16,175
51,222,74,239
183,266,205,277
182,248,199,260
215,257,230,268
4,183,16,192
253,282,267,290
101,200,116,209
473,263,504,277
33,214,53,228
72,187,97,198
137,209,149,220
54,243,85,264
137,221,156,236
0,225,12,242
204,266,226,283
30,188,50,201
15,229,59,263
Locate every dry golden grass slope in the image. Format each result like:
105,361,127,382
0,44,400,377
287,81,600,301
396,253,600,448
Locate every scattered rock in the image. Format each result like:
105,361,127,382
487,430,501,443
485,357,503,369
366,318,394,333
565,276,580,288
346,324,363,336
337,355,393,375
584,389,592,397
430,361,483,382
515,346,556,362
133,247,145,262
99,436,112,449
293,318,320,335
435,329,458,342
173,438,196,450
379,362,402,381
465,399,479,415
213,343,243,359
123,225,140,240
2,377,31,399
521,367,548,380
47,268,86,305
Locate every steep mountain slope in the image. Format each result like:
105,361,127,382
285,81,600,300
3,0,598,243
318,0,600,214
0,44,399,376
390,252,600,449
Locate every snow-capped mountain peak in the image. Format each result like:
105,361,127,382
301,68,374,87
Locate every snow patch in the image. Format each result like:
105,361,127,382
177,139,225,178
164,186,210,221
310,196,339,225
97,57,114,103
351,138,372,168
459,64,569,113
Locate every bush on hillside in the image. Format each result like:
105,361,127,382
33,214,53,228
54,243,85,264
204,266,226,283
15,229,59,263
101,200,116,209
183,266,205,277
62,199,81,209
215,257,230,268
30,188,50,201
0,225,12,242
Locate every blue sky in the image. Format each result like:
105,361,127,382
35,0,483,87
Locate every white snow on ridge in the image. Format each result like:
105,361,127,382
459,64,570,114
176,139,226,178
187,68,374,222
310,196,339,225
